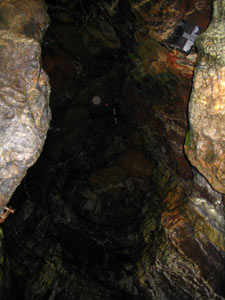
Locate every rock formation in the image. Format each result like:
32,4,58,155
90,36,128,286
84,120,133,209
185,0,225,194
0,0,51,211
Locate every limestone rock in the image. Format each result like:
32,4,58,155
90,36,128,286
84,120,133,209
185,0,225,193
0,0,51,207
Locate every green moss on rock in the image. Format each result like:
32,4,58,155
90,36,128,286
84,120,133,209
205,150,217,163
184,130,190,146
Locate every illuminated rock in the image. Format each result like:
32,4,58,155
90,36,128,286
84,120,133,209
0,0,51,208
185,0,225,193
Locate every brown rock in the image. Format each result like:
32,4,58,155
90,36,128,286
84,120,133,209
175,0,211,31
89,165,127,188
185,0,225,193
175,155,193,179
127,130,143,146
0,0,51,207
137,38,196,80
130,0,181,41
146,184,225,298
116,148,152,180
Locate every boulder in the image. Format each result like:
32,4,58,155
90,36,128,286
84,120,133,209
0,0,51,209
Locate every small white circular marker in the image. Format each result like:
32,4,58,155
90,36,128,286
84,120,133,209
92,96,102,105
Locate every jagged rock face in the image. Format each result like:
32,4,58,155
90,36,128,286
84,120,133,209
0,0,51,209
185,0,225,193
138,172,225,299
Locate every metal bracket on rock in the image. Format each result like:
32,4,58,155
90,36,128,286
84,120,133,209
166,20,202,55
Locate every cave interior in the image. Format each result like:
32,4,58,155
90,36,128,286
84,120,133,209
1,0,225,299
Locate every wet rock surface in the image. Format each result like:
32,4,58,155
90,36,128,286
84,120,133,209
1,0,225,300
0,0,51,209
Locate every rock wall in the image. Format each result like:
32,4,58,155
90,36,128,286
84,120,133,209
0,0,51,210
185,0,225,193
130,0,225,298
